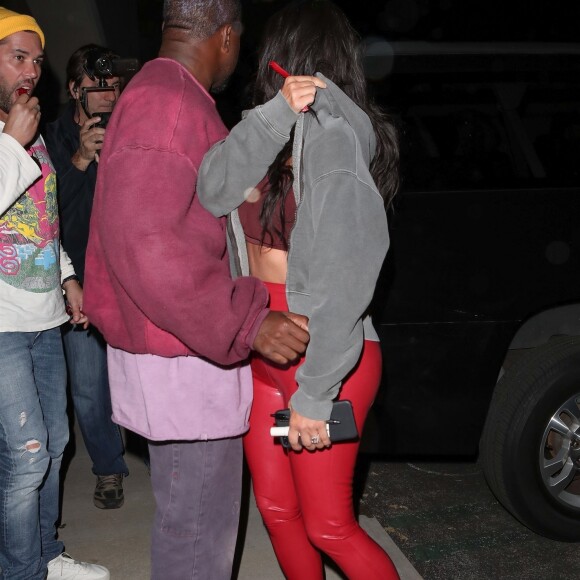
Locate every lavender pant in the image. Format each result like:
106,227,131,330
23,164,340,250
148,438,243,580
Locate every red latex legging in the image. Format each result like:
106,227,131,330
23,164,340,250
243,282,399,580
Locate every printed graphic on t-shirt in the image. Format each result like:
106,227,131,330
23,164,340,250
0,143,60,292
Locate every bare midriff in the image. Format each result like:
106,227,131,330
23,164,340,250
246,241,288,284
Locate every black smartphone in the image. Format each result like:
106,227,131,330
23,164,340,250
272,400,358,448
91,111,112,129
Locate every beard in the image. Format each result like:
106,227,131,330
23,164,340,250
210,64,238,95
0,84,13,114
210,77,231,95
0,73,19,114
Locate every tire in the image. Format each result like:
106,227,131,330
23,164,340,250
480,336,580,541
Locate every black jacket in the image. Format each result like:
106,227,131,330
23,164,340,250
46,102,98,283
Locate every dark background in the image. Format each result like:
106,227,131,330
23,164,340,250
5,0,580,127
133,0,580,62
147,0,580,129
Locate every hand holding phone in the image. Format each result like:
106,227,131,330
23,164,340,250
270,400,358,448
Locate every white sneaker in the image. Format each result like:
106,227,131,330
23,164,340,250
47,553,110,579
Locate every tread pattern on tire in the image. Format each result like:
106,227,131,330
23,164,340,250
480,336,580,539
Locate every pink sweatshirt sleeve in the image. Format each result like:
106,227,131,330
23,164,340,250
97,145,269,365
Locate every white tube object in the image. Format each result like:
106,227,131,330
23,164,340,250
270,425,330,437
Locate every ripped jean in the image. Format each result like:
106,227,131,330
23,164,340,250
0,328,69,580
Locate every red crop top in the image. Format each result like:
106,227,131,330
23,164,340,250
238,175,296,250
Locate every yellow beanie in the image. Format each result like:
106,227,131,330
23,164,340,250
0,7,44,48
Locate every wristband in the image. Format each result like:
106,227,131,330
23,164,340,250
61,274,80,288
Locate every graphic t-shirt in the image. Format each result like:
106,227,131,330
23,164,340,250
0,133,71,331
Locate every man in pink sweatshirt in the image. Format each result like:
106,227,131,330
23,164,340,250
83,1,309,578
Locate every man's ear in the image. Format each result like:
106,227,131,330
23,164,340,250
68,80,79,100
220,24,232,53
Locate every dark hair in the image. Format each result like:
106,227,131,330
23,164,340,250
66,44,117,94
163,0,241,41
253,0,399,248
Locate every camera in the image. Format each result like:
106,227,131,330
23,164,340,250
79,49,141,128
92,55,141,80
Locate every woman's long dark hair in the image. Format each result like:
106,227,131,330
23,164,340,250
252,0,399,248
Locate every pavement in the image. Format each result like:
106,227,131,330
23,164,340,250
359,459,580,580
59,426,422,579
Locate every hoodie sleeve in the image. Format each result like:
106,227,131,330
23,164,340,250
59,246,76,282
197,91,299,216
95,145,270,365
290,172,389,420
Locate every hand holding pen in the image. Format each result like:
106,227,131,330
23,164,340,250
268,60,326,114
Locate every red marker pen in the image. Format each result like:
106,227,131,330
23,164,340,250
269,60,290,78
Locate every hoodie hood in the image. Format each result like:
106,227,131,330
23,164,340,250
310,73,376,166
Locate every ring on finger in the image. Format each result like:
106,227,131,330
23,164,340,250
311,435,320,445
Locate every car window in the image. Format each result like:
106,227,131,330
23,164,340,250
369,47,580,191
522,81,580,187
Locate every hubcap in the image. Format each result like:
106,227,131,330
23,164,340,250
540,395,580,509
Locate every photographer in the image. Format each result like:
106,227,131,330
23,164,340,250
45,44,128,510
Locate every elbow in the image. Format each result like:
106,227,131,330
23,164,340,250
197,191,227,218
203,201,224,217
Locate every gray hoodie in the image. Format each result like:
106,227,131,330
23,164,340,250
198,74,389,420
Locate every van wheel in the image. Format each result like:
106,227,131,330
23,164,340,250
480,336,580,541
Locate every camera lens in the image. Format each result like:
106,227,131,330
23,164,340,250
94,56,113,77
